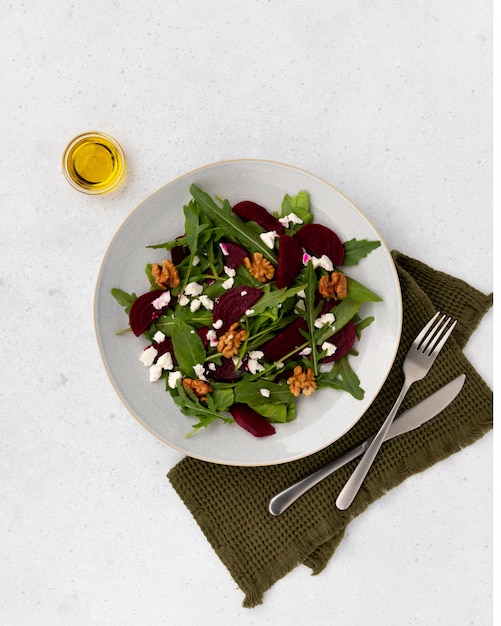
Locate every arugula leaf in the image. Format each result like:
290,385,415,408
189,184,277,263
303,260,322,376
342,239,381,266
317,356,364,400
170,319,206,377
111,288,137,314
281,191,313,226
234,381,293,405
346,277,382,302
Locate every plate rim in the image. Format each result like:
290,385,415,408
94,158,402,465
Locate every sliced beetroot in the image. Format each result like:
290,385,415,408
220,242,249,269
229,403,276,437
171,235,189,266
319,319,357,362
276,234,304,288
212,286,263,333
210,357,245,381
260,317,308,362
294,223,345,266
129,290,167,337
152,337,178,366
232,200,284,235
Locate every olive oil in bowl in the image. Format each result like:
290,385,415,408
63,132,126,194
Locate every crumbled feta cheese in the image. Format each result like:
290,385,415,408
315,313,336,329
260,388,271,398
140,346,158,367
178,294,189,306
153,330,165,344
247,359,265,374
220,242,229,256
149,364,163,382
295,299,306,312
184,282,204,297
156,352,173,370
288,212,303,225
297,290,306,299
190,298,201,312
207,362,216,371
321,341,337,357
213,319,223,330
274,361,285,370
192,255,200,266
299,346,312,356
207,329,219,347
310,254,334,272
168,371,182,389
193,363,207,380
245,309,255,316
259,230,278,249
224,266,236,277
152,291,171,310
199,295,214,310
221,276,234,290
240,290,247,296
248,350,264,360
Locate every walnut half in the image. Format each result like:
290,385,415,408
287,365,317,397
182,378,212,403
152,259,180,290
318,271,347,300
217,322,247,359
244,252,275,282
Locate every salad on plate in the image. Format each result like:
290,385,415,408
112,184,382,437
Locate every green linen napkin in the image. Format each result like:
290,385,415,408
167,251,493,607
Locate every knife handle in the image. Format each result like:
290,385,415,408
268,443,367,516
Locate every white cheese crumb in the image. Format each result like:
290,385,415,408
184,282,204,297
295,300,306,312
221,276,234,290
288,212,303,225
259,230,278,249
178,294,189,306
152,291,171,310
190,299,201,312
213,319,223,330
247,359,265,374
168,371,182,389
192,255,200,266
297,290,306,299
156,352,173,370
140,346,158,367
245,309,255,316
274,361,285,370
208,362,216,371
224,266,236,277
299,346,312,356
315,313,335,329
248,350,264,360
153,331,165,344
193,363,207,380
149,364,163,382
240,290,247,296
260,388,271,398
199,295,214,310
207,329,219,347
220,242,229,256
321,341,337,357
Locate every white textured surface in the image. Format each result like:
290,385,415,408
0,1,493,624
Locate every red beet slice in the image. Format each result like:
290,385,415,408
171,235,189,266
210,357,245,381
220,242,249,269
232,200,284,234
319,319,357,362
294,223,345,266
229,403,276,437
129,290,167,336
260,317,308,362
276,234,304,288
212,286,263,333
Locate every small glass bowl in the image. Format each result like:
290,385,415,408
62,131,126,194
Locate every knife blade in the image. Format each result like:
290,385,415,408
268,374,466,516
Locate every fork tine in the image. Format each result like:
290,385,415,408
420,313,448,353
425,318,457,356
414,311,441,348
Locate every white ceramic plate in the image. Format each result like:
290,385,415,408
95,159,402,465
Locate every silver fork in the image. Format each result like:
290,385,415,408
335,311,457,510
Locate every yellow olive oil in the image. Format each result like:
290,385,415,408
63,132,126,194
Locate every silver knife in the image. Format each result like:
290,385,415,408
268,374,466,516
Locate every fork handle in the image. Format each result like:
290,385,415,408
335,382,411,510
